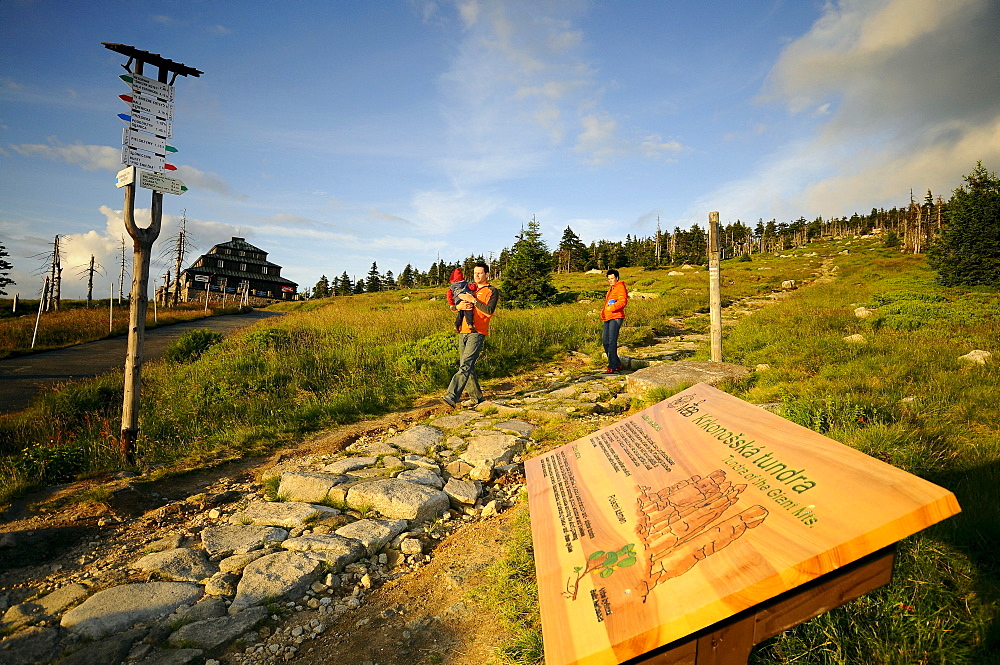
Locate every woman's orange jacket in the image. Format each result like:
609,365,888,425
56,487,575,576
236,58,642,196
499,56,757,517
601,281,628,321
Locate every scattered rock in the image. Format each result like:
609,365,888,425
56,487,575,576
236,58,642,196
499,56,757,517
386,425,444,455
626,361,750,395
396,467,445,489
322,457,378,474
843,334,867,344
168,605,269,651
230,551,324,613
281,534,366,570
134,548,218,582
61,582,202,640
0,625,64,665
201,525,289,556
494,419,537,437
461,434,522,466
277,472,348,503
229,501,339,529
959,349,992,365
334,519,409,557
57,628,147,665
443,478,481,507
854,306,873,318
346,479,450,523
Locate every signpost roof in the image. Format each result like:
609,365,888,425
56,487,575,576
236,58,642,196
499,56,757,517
102,43,203,78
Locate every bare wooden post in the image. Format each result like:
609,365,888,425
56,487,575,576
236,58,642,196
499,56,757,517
31,277,47,349
121,182,163,464
708,211,722,362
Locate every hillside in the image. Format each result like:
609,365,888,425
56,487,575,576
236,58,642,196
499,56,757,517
1,237,997,665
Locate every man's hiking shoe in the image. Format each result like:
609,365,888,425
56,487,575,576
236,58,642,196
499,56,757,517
442,396,456,407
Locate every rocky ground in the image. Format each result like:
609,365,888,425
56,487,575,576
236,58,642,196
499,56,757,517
0,266,832,665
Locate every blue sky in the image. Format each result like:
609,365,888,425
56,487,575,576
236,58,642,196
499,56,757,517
2,0,999,299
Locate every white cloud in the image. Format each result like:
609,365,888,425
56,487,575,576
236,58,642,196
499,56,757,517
174,164,243,199
10,139,121,172
707,0,1000,224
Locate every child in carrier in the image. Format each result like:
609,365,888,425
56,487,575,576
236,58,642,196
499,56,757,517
447,268,478,332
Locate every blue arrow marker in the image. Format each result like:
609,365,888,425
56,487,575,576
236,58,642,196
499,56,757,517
118,113,131,122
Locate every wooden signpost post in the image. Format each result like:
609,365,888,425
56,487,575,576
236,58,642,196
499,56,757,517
525,383,960,665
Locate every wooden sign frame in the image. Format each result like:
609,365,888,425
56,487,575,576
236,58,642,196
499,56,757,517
525,383,960,665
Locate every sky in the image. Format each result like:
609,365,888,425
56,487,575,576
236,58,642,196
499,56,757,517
2,0,999,299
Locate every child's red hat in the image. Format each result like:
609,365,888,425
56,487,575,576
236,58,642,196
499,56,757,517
450,268,465,282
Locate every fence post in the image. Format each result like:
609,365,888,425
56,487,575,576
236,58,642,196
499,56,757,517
709,211,723,362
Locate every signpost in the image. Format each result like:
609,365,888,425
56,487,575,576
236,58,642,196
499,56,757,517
525,383,960,665
115,166,135,188
118,92,174,120
104,41,201,464
122,127,177,155
118,112,172,138
139,171,187,195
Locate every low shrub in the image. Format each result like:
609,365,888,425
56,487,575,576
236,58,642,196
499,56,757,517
163,329,224,364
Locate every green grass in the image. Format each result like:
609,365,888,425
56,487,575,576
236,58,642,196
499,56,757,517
712,246,1000,664
472,501,544,665
0,299,249,359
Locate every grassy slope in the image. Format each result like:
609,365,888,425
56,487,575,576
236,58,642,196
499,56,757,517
2,239,997,663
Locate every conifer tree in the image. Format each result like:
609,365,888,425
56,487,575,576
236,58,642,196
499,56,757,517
500,216,557,308
365,261,381,292
312,274,331,299
928,162,1000,286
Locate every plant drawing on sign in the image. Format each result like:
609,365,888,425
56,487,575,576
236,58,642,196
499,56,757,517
635,470,768,601
564,544,638,600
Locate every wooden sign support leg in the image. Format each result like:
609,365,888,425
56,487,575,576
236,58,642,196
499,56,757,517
627,545,896,665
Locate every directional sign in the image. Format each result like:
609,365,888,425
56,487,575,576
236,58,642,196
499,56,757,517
115,166,135,188
122,128,177,155
139,171,187,195
193,274,210,282
118,112,172,139
121,146,175,172
119,93,173,121
119,73,174,102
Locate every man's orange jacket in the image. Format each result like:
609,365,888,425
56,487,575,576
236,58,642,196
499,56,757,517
601,281,628,321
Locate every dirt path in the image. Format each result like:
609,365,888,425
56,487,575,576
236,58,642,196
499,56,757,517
0,309,283,414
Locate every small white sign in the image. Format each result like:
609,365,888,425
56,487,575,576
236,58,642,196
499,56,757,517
128,92,174,120
139,171,187,195
121,146,164,172
115,166,135,188
193,274,210,282
123,127,166,155
128,112,172,139
129,73,175,102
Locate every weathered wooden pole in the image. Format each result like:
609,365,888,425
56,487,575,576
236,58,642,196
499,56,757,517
31,277,47,349
104,42,201,465
120,180,163,463
708,211,723,362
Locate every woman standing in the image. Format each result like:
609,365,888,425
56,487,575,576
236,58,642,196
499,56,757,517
601,269,628,373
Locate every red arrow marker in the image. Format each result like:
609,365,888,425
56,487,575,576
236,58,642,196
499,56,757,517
119,94,134,103
163,163,177,171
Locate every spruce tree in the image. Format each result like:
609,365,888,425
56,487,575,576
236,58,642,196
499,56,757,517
365,262,381,292
312,274,330,299
928,162,1000,286
500,216,557,308
557,226,588,272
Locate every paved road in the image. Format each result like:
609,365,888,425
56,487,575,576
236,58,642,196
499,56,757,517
0,309,283,415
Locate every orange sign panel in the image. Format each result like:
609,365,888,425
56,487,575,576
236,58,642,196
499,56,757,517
525,383,960,665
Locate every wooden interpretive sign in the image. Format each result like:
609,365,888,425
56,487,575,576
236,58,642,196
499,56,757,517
525,383,960,665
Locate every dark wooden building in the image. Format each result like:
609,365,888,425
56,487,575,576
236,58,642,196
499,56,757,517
179,237,298,304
